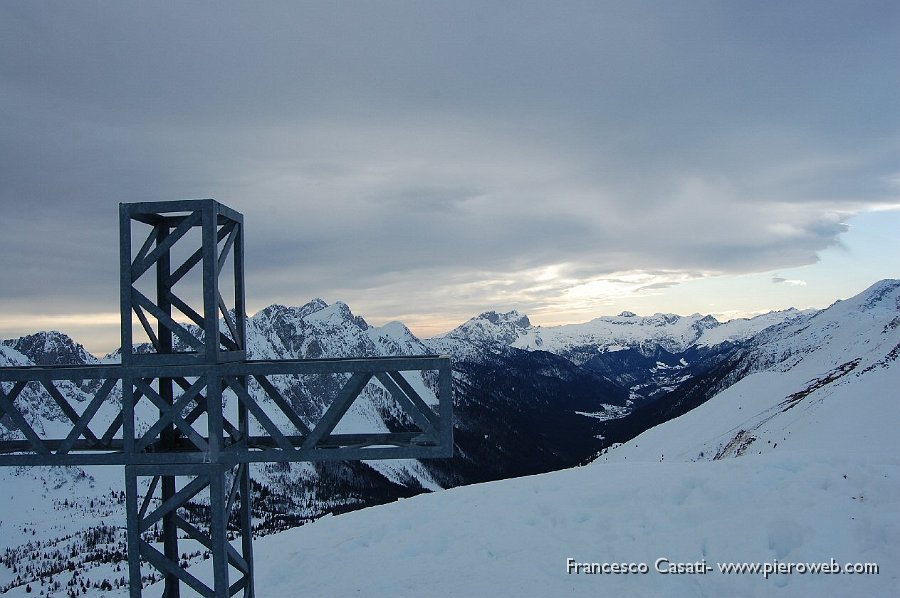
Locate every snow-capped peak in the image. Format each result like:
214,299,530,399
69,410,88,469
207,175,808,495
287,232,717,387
825,278,899,315
303,300,369,330
367,321,430,357
1,330,99,366
256,298,329,322
426,309,533,357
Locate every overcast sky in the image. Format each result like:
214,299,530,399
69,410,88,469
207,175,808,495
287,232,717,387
2,1,898,355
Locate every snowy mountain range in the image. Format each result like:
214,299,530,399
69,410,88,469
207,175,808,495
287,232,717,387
168,278,900,597
429,305,811,361
0,279,897,595
427,303,813,409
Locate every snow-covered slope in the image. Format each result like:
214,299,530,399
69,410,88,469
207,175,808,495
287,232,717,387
242,451,896,597
693,308,815,348
195,280,897,597
0,344,30,368
600,278,900,464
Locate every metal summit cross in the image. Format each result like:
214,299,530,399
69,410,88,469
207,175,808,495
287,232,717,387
0,199,453,596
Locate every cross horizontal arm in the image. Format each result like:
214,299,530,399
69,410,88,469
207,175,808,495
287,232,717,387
0,355,452,465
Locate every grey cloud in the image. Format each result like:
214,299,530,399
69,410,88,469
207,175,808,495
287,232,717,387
1,1,898,348
639,282,681,292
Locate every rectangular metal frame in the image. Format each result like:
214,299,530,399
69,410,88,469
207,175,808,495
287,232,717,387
0,357,453,466
120,199,247,366
126,463,253,598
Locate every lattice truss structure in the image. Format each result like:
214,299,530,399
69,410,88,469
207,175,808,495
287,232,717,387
0,200,453,597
